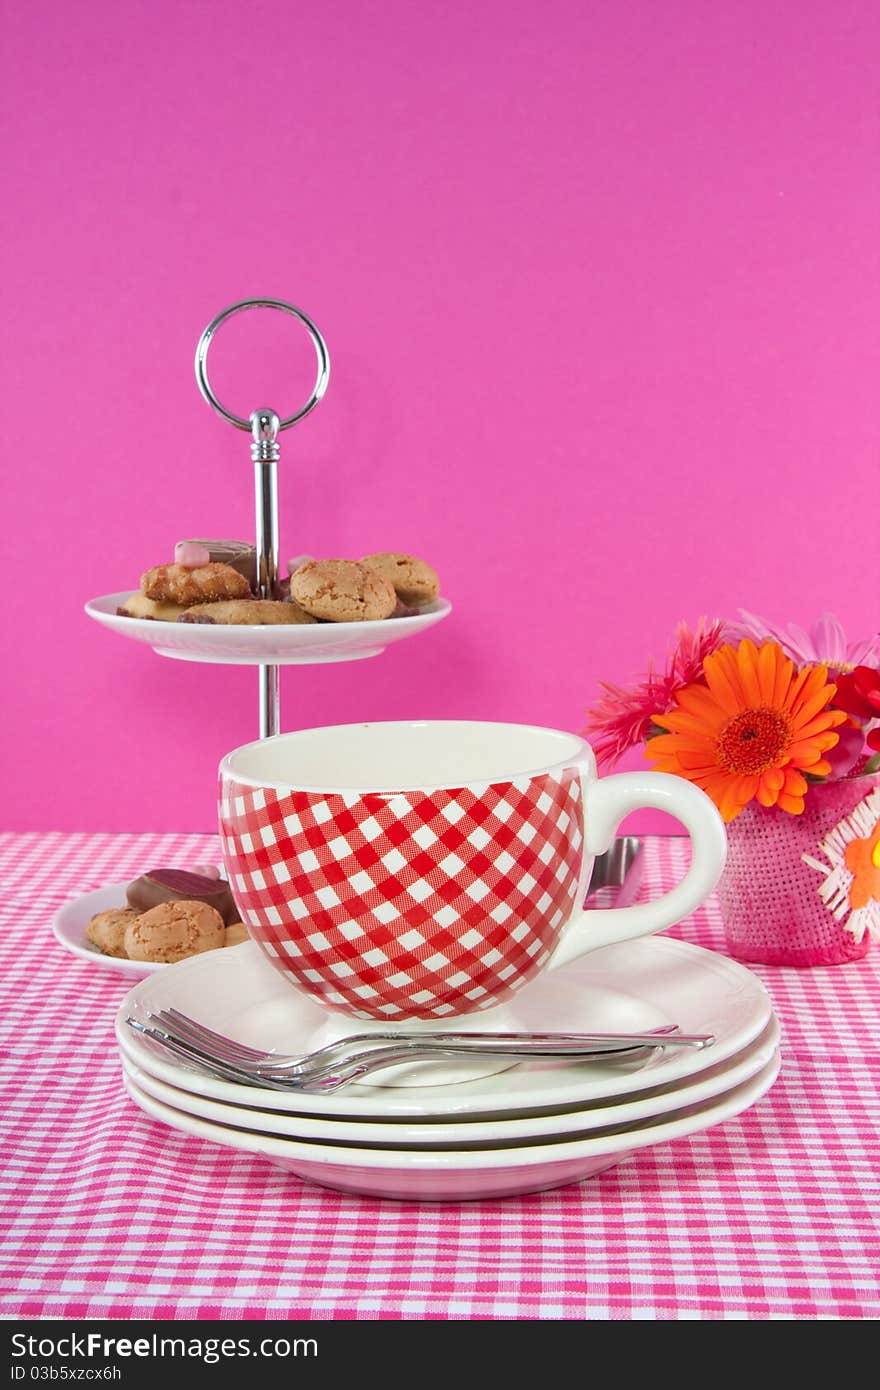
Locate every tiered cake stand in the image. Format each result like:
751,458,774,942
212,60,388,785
76,297,628,977
85,298,451,737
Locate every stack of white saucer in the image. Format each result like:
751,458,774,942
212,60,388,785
117,929,780,1202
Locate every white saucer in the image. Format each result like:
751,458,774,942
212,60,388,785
122,1052,781,1200
85,593,452,666
118,935,773,1116
120,1014,780,1147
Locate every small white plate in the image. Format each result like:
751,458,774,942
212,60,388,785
53,875,234,977
119,1014,780,1147
85,592,452,666
117,935,773,1116
122,1052,781,1200
53,881,163,977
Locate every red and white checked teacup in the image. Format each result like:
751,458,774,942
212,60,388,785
218,721,726,1021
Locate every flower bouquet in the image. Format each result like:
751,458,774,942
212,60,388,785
584,613,880,966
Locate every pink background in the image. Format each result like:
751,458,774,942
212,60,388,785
3,0,879,834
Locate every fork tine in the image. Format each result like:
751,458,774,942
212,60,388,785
152,1008,392,1074
130,1019,341,1091
152,1008,429,1073
160,1009,273,1062
126,1019,268,1087
129,1019,375,1092
148,1009,407,1080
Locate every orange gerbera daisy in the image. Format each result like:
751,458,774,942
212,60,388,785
646,640,847,822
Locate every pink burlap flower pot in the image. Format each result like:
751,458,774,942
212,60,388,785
716,774,880,966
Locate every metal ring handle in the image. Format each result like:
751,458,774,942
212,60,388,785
194,297,330,431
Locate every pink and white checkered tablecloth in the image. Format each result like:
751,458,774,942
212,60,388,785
1,831,878,1320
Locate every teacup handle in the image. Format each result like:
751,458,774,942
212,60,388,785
546,772,727,972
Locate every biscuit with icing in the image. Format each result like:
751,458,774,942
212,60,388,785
141,562,251,607
177,539,257,589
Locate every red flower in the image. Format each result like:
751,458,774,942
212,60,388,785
833,666,880,721
583,618,725,770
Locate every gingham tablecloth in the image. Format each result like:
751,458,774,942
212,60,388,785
1,831,878,1320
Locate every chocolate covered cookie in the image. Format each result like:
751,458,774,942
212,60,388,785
126,868,238,925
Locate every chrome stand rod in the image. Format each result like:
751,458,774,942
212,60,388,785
194,297,331,741
259,663,280,739
252,409,281,739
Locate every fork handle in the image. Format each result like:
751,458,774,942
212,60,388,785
361,1029,712,1050
290,1039,665,1092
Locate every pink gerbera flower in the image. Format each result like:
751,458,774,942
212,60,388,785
727,610,880,672
584,618,725,769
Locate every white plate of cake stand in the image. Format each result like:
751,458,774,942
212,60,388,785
84,593,451,666
83,297,451,736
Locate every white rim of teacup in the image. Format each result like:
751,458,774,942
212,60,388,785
218,720,596,797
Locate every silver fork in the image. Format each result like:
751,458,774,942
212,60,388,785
125,1019,679,1094
146,1007,708,1074
126,1013,713,1094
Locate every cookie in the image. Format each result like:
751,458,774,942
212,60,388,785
289,559,397,623
140,562,251,607
126,868,239,924
362,553,440,607
177,539,258,590
116,594,187,622
177,599,318,625
86,907,141,958
224,922,250,947
124,900,225,963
